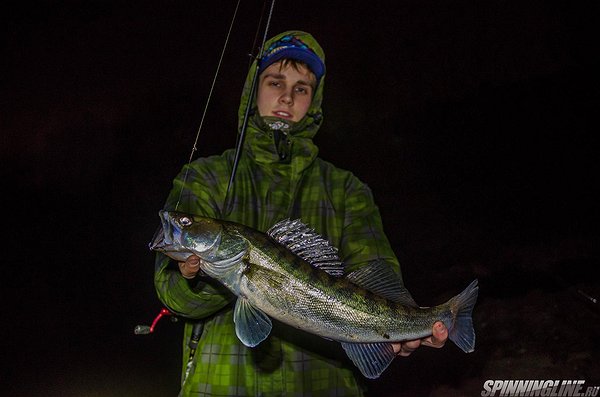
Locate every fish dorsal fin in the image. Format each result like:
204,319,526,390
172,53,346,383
267,219,344,277
233,297,272,347
340,341,396,379
346,260,419,307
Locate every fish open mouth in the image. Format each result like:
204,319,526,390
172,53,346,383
149,223,166,251
148,211,197,262
148,210,174,252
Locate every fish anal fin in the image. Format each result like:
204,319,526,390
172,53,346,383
233,297,272,347
340,341,396,379
346,260,419,307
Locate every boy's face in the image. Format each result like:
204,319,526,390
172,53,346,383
256,61,316,123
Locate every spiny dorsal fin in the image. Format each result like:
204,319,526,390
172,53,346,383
346,260,419,307
267,219,344,277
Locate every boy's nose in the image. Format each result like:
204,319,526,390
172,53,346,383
279,91,293,105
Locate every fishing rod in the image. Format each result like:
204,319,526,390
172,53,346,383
179,2,277,377
226,0,277,201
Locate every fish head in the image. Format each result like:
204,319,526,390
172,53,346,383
149,210,223,261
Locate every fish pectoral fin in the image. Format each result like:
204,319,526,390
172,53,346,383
233,297,272,347
340,341,396,379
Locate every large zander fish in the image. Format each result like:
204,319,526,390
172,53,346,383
150,210,478,378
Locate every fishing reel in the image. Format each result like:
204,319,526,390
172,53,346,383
134,308,178,335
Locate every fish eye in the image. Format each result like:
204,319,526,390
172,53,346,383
179,216,193,227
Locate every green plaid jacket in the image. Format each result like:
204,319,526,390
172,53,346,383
154,31,402,397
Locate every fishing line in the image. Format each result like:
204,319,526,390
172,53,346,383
248,0,268,68
174,0,242,212
137,0,243,337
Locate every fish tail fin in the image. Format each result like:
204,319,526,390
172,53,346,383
446,279,478,353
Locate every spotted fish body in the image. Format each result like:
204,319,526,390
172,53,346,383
150,210,478,378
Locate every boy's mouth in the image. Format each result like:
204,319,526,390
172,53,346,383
273,110,293,119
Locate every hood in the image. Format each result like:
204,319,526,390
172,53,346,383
238,30,325,144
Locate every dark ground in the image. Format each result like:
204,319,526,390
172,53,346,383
2,1,599,396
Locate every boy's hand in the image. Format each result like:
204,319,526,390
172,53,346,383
178,255,201,279
392,321,448,357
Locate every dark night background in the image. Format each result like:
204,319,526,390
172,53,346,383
2,1,599,396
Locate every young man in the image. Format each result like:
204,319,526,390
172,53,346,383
155,31,447,396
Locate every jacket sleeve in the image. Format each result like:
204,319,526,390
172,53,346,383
338,175,404,285
153,161,234,319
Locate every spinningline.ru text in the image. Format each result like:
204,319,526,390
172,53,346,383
481,380,599,397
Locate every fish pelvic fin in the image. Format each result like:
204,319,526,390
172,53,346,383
233,297,272,347
446,279,479,353
340,341,396,379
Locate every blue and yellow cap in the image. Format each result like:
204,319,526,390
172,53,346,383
258,34,325,80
